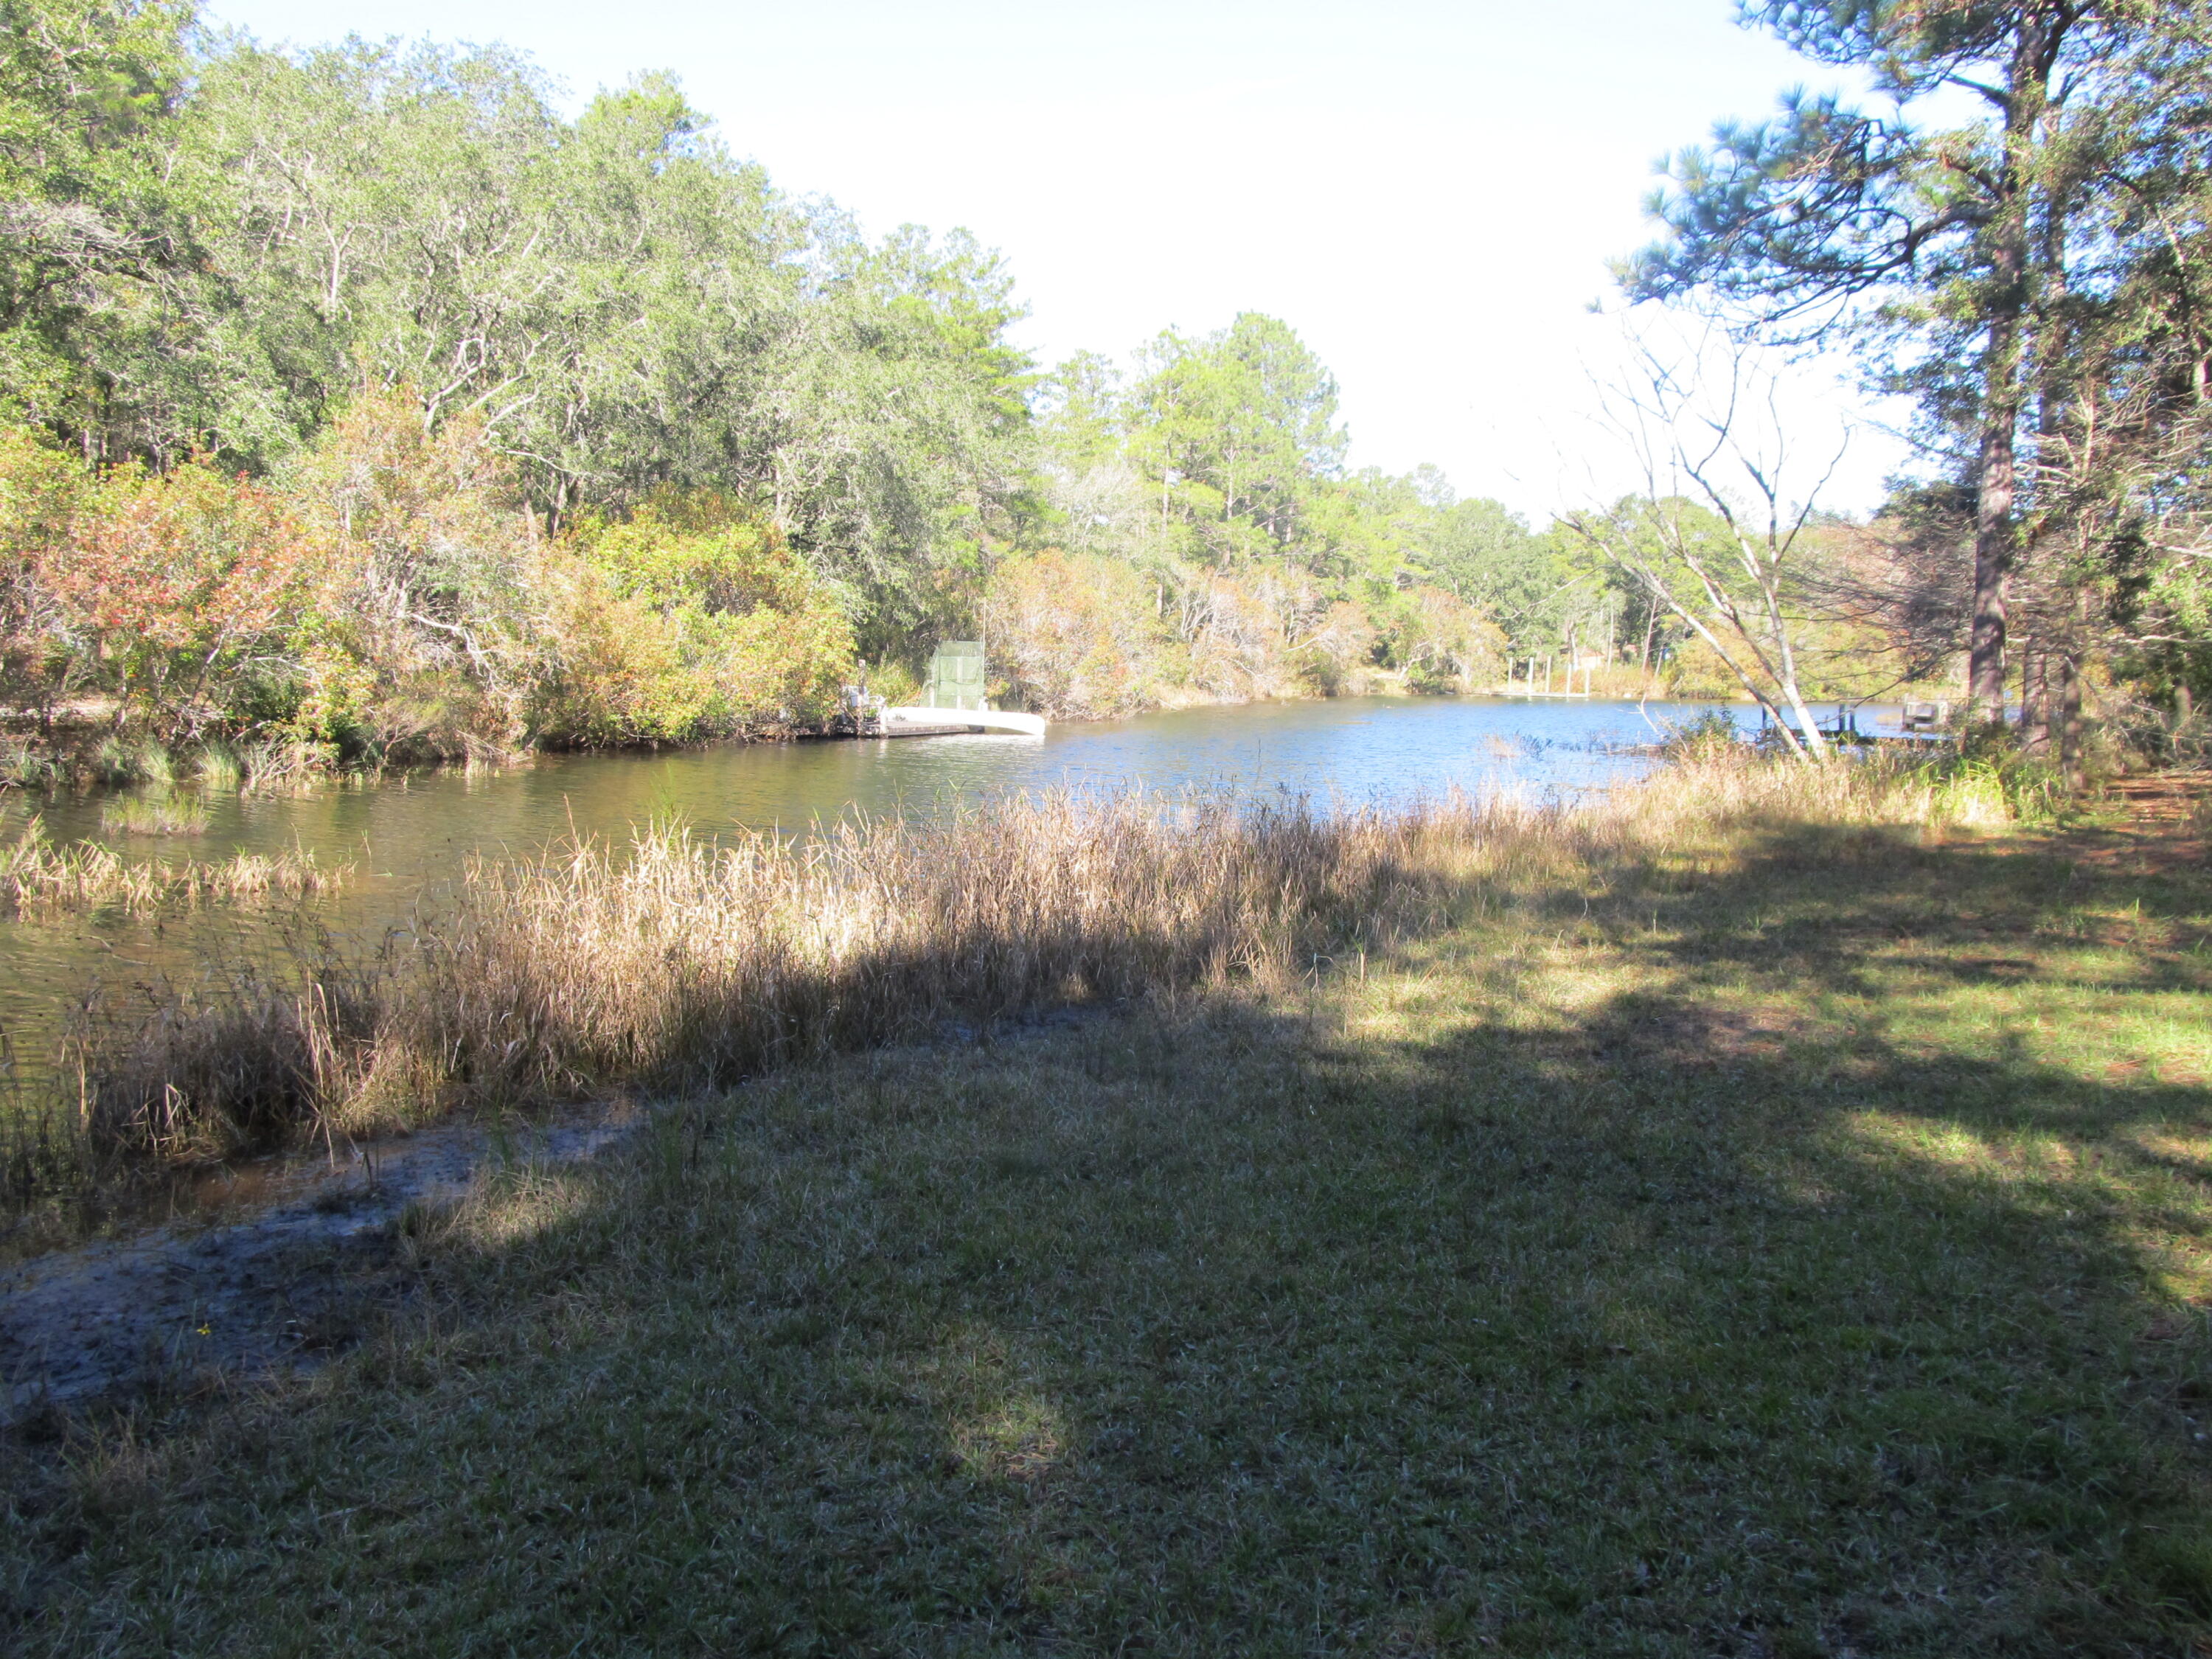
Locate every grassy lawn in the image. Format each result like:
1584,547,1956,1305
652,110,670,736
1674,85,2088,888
6,784,2212,1655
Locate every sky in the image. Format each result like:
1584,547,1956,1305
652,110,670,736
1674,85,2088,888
199,0,1917,521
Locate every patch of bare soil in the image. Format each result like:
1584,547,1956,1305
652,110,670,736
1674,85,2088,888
0,1107,639,1431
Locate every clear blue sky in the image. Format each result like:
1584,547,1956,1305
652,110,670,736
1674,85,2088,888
199,0,1910,517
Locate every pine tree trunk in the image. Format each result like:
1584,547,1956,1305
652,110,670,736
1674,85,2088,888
1969,14,2056,726
1969,301,2024,724
2022,645,2049,755
2056,647,2083,793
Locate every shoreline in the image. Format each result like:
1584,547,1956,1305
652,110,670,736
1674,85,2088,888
7,764,2206,1649
0,679,1766,796
0,752,2141,1301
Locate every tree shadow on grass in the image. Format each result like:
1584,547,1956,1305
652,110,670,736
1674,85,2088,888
6,818,2212,1657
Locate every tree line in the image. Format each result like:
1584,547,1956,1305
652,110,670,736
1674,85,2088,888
1,1,1041,760
0,0,1606,758
2,0,2208,773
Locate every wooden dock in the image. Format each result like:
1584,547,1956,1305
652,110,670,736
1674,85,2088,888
813,661,1049,741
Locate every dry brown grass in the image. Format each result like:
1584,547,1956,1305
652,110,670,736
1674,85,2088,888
62,791,1554,1161
31,750,2035,1173
64,945,391,1161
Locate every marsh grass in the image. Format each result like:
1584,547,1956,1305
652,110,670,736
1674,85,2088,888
97,790,210,837
239,739,324,795
0,740,63,790
192,742,243,791
91,737,173,788
63,936,392,1162
24,751,2065,1175
56,789,1539,1164
4,752,2208,1655
0,833,346,918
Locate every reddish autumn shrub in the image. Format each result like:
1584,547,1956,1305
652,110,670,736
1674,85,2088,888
982,551,1158,718
286,389,546,759
41,457,324,738
0,426,95,726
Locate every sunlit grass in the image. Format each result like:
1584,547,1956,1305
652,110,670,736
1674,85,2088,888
192,742,244,792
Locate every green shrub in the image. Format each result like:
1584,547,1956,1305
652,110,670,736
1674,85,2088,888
535,493,855,744
1659,707,1744,759
1660,637,1746,700
864,658,922,708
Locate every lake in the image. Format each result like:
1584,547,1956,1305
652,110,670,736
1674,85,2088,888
0,696,1891,1068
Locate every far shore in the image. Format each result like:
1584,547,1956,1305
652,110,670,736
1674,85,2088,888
2,674,1971,796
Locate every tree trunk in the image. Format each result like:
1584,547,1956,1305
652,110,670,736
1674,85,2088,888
1969,13,2057,726
2021,644,2048,755
2055,647,2082,793
1969,310,2023,723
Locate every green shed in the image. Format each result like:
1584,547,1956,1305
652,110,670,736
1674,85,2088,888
925,641,988,712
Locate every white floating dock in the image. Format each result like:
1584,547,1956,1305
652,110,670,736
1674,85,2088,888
881,706,1046,737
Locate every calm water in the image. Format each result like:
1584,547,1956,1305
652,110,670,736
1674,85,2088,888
0,696,1888,1066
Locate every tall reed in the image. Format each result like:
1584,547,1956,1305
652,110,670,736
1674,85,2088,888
58,790,1541,1161
32,749,2031,1175
65,939,392,1162
1624,745,2022,835
240,740,325,795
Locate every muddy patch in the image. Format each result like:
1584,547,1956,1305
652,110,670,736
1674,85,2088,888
0,1107,640,1430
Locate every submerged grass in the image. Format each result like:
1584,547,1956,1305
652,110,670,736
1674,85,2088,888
0,824,347,919
4,753,2211,1654
96,791,209,837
